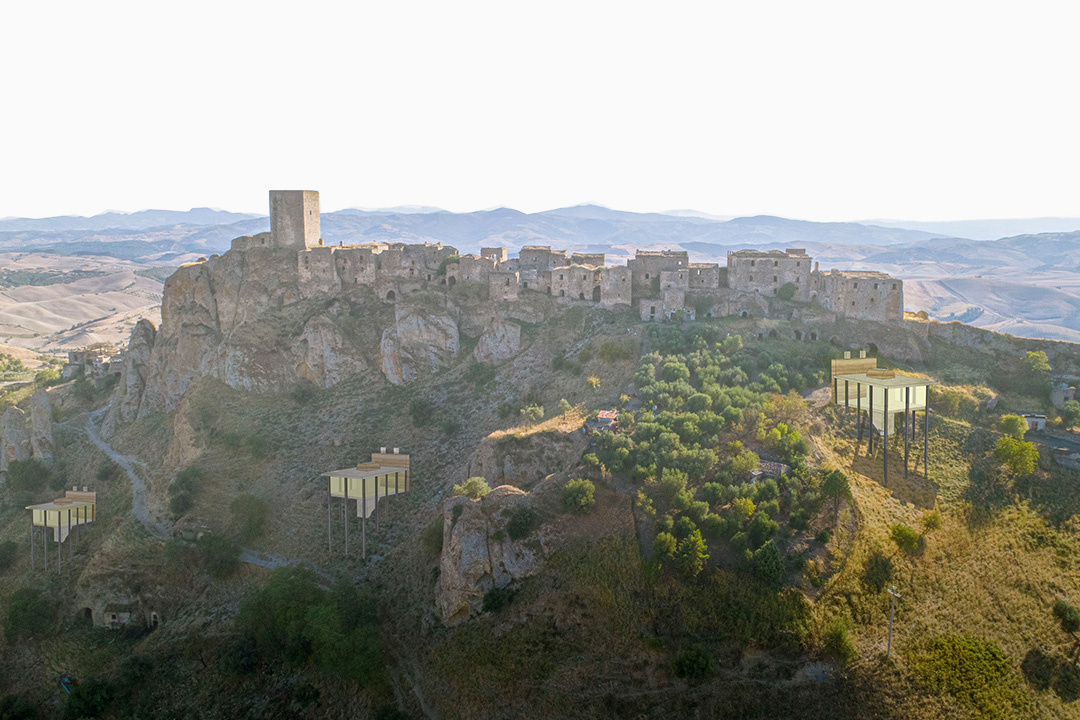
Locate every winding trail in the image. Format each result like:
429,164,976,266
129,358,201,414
84,410,329,581
85,409,170,540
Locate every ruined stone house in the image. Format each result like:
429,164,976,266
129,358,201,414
221,190,906,325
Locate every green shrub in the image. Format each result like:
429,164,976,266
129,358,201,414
558,398,573,414
700,482,724,506
699,513,726,537
95,460,120,483
890,523,920,557
465,362,497,388
999,414,1028,440
421,518,444,556
673,515,697,539
237,569,383,681
520,403,544,423
506,507,538,541
562,479,596,514
0,541,17,572
752,540,784,585
675,529,709,578
0,694,35,720
197,535,241,579
229,494,268,541
672,643,714,681
1054,600,1080,634
72,377,97,402
993,436,1039,476
409,398,435,427
823,617,857,664
4,587,56,641
1063,400,1080,428
168,465,202,517
452,477,491,499
908,635,1026,719
5,459,49,493
654,531,677,560
748,512,779,549
34,368,61,386
775,283,797,301
482,585,512,612
290,383,315,404
63,677,114,720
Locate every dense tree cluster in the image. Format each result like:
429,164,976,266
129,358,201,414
589,332,837,586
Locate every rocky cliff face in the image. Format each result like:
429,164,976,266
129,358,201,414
0,407,30,476
104,246,536,431
380,306,460,386
0,389,54,477
437,485,544,626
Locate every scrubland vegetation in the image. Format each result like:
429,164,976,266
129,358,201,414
2,308,1080,718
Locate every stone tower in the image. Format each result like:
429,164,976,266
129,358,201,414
270,190,321,248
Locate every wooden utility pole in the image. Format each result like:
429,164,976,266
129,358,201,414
886,585,901,659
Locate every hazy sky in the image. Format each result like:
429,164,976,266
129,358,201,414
2,1,1078,221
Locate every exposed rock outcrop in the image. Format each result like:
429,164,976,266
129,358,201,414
107,245,502,422
27,389,54,468
114,319,157,426
473,317,521,364
437,485,543,626
0,406,31,475
380,306,459,386
163,395,200,471
464,425,588,489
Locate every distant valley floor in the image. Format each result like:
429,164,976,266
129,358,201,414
0,253,162,357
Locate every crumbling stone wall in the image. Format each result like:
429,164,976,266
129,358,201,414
727,248,812,301
811,270,903,323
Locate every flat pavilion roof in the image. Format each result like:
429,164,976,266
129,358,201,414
26,500,94,511
322,465,406,480
833,372,937,389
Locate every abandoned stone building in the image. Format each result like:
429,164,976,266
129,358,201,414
223,190,906,324
726,248,813,301
811,268,904,324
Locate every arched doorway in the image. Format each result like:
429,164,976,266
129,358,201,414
386,290,396,301
447,276,456,287
794,330,802,340
592,286,601,302
768,329,778,339
578,291,586,300
740,310,749,318
809,331,818,341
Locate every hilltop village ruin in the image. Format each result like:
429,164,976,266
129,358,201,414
231,190,905,325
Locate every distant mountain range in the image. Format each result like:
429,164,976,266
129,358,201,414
3,205,1080,342
0,207,261,233
861,217,1080,242
0,205,948,264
